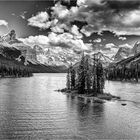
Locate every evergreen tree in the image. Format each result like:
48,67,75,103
135,64,139,82
92,72,97,95
71,68,76,89
85,57,91,94
100,62,105,94
77,53,85,94
66,68,71,90
96,62,104,94
65,52,105,95
92,60,97,95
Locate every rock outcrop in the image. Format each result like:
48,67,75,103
1,30,16,43
131,42,140,55
114,47,131,61
113,42,140,62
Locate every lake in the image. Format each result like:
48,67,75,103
0,73,140,140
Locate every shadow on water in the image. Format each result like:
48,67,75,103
66,94,104,117
66,94,105,139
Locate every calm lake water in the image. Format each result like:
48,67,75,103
0,73,140,140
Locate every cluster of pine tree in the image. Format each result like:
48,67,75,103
0,63,33,78
106,63,139,82
66,54,105,96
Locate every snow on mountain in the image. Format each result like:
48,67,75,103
36,46,81,67
0,30,16,42
114,47,131,61
73,52,113,69
0,30,39,65
131,42,140,55
110,41,140,64
5,30,140,68
90,52,113,67
113,43,140,62
0,30,81,67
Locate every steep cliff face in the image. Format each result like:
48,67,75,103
0,44,21,60
131,42,140,55
0,30,37,63
114,47,131,61
114,42,140,62
1,30,17,43
16,45,37,64
92,52,113,67
33,45,44,55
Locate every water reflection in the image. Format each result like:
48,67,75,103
0,74,140,139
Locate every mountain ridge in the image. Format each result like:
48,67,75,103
113,42,140,62
0,30,68,73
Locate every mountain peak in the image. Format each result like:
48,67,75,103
114,46,131,62
2,30,16,42
0,30,22,44
132,41,140,55
9,30,16,40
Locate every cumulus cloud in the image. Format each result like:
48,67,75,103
48,32,90,51
20,11,27,19
51,2,81,24
19,35,50,46
51,2,69,19
93,38,102,43
119,43,132,49
103,43,118,57
27,0,140,36
0,20,8,27
77,0,103,6
51,23,68,33
105,43,116,49
25,0,140,59
121,10,140,26
71,25,83,38
28,12,51,29
19,32,91,52
80,25,96,37
64,0,140,36
118,36,127,40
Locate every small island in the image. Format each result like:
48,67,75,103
58,53,120,104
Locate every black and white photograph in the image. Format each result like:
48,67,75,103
0,0,140,139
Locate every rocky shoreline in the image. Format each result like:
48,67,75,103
57,88,121,104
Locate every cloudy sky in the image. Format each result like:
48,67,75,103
1,0,140,57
